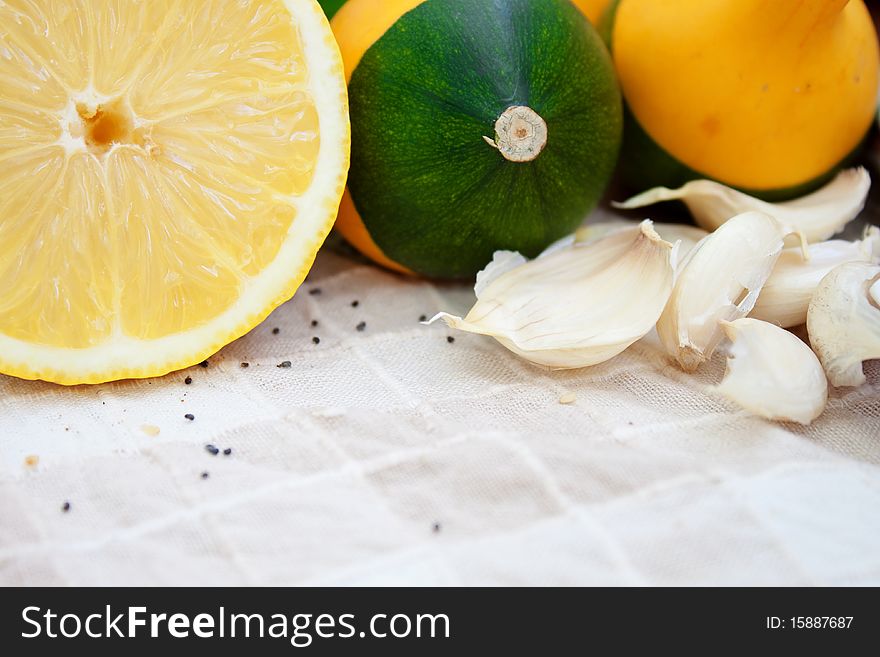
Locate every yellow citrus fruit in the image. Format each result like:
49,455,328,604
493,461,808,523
0,0,350,385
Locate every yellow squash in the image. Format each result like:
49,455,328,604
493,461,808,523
572,0,611,24
612,0,880,192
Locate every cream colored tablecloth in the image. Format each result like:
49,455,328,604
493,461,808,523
1,220,879,586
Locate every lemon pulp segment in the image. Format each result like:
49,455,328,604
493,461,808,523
0,0,349,383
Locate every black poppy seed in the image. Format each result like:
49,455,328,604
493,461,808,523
277,360,292,368
205,444,219,455
311,320,319,327
309,288,322,296
351,300,359,307
312,337,320,345
447,336,455,344
240,362,250,368
356,321,366,332
432,522,441,533
272,327,280,335
62,501,71,513
184,413,195,421
200,471,209,479
200,360,209,368
419,315,427,322
223,448,232,456
184,376,192,385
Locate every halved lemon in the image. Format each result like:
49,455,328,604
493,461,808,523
0,0,349,385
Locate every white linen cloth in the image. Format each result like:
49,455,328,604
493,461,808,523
1,219,879,586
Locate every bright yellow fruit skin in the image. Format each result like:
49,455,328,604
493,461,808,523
612,0,880,191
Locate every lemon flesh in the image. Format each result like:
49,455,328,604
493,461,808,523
0,0,349,384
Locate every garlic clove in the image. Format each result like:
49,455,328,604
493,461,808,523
650,224,710,259
538,219,633,258
807,261,880,387
575,220,708,259
474,250,527,297
614,167,870,243
751,227,880,328
430,220,676,369
714,318,827,425
657,211,794,371
573,218,633,243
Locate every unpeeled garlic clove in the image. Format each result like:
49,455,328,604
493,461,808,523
751,227,880,328
575,220,708,259
430,221,676,369
473,250,526,297
807,261,880,387
657,211,795,371
614,167,870,243
714,318,827,425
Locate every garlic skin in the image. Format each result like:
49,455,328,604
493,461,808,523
614,167,870,243
575,220,708,259
431,221,676,369
714,318,827,425
751,227,880,328
807,262,880,387
474,250,526,297
657,211,793,371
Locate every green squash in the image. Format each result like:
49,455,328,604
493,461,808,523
340,0,622,278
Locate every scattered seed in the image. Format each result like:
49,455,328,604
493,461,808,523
272,327,280,335
200,360,209,368
200,471,209,480
240,362,250,368
559,392,577,405
351,300,359,307
223,448,232,456
184,413,195,421
311,320,319,327
356,321,367,332
184,376,192,385
447,336,455,344
309,288,322,296
277,360,292,368
312,337,320,345
62,501,71,513
141,424,161,437
24,455,39,468
432,522,442,533
205,444,219,456
419,315,427,322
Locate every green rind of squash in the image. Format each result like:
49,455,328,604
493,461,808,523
600,0,865,202
346,0,622,279
317,0,346,20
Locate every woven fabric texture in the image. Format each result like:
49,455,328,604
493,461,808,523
1,222,879,586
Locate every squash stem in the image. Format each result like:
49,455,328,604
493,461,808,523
486,105,548,163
